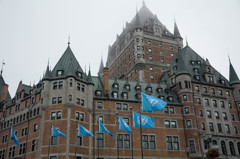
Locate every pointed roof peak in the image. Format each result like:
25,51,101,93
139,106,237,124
174,20,182,39
98,57,104,77
229,57,240,85
176,54,190,76
68,34,70,46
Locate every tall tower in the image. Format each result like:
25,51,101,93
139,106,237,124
106,2,183,83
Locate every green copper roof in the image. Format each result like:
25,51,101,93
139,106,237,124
175,53,190,76
0,74,11,109
170,45,230,86
229,60,240,85
92,77,180,105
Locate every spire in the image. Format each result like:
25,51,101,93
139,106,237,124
229,57,240,85
0,61,5,75
186,37,188,46
134,11,142,29
68,35,70,46
43,61,52,80
98,57,104,77
174,19,182,39
87,64,93,83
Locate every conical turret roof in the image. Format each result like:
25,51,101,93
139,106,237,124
174,20,182,39
229,60,240,85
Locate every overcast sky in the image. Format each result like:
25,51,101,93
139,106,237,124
1,0,240,97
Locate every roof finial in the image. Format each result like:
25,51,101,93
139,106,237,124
1,61,5,75
186,36,188,46
142,0,146,6
136,3,138,13
68,34,70,46
228,53,231,63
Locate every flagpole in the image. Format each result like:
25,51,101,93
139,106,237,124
5,123,12,159
116,112,119,159
138,90,144,159
48,122,52,159
130,107,133,159
98,117,100,159
75,120,77,158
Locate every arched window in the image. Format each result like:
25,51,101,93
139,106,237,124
221,141,227,155
229,141,236,156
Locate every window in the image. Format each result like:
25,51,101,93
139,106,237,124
122,93,128,99
205,99,209,106
97,133,104,148
223,112,227,120
225,124,230,133
122,104,128,111
211,88,215,94
203,87,207,93
50,156,57,159
22,127,28,136
96,90,102,97
58,81,63,89
207,110,211,118
184,107,190,114
33,124,38,132
183,95,187,101
8,146,15,158
199,110,203,117
161,58,164,63
212,100,217,107
165,120,170,128
166,136,179,150
171,121,177,128
81,84,85,92
218,89,223,96
171,53,174,57
19,143,26,155
229,141,236,156
149,56,153,61
53,82,57,89
150,75,154,80
77,83,80,91
76,129,82,146
148,48,152,53
80,113,84,121
228,102,232,109
150,67,153,72
52,97,57,104
98,116,103,123
231,114,235,121
51,112,56,120
76,98,80,105
170,45,173,50
197,98,201,104
32,140,36,151
57,97,62,104
208,76,214,83
220,101,225,108
57,111,61,119
169,107,174,114
201,123,205,130
148,41,152,45
70,79,73,86
97,102,103,109
209,123,214,131
160,51,164,55
226,91,230,97
80,99,84,106
221,141,227,156
69,95,72,101
195,86,199,92
189,140,196,153
51,135,58,145
159,43,162,48
143,135,155,149
113,92,118,98
0,149,6,159
186,120,192,128
116,103,121,110
215,111,219,119
117,134,130,149
234,126,238,134
217,123,222,133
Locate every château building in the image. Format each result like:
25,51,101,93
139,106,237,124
0,2,240,159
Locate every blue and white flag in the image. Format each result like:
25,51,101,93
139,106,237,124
99,121,114,138
78,124,94,137
133,112,155,128
11,126,20,146
119,117,131,133
142,92,167,111
52,126,66,138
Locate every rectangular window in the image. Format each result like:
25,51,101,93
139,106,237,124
220,101,225,108
197,98,201,104
52,98,57,104
225,124,230,133
53,82,57,89
97,102,103,109
215,112,219,119
189,140,196,153
58,81,63,89
195,86,199,92
199,110,203,117
183,95,187,101
32,140,36,151
76,98,80,105
122,104,128,111
201,123,205,130
223,112,227,120
80,99,84,106
51,136,58,145
217,123,222,133
165,120,170,128
57,97,62,104
164,107,169,114
212,100,217,107
57,111,61,119
209,123,214,132
116,103,122,110
33,124,38,132
186,120,192,128
76,130,82,146
171,121,177,128
81,84,85,92
117,134,130,149
80,113,84,121
142,135,155,149
51,112,56,120
207,110,211,118
169,107,174,114
97,133,104,148
166,136,179,150
50,156,57,159
205,99,209,106
184,107,190,114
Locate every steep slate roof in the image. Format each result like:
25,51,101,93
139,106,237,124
0,74,11,110
98,58,104,77
44,45,87,81
92,77,180,105
170,45,230,86
174,21,182,39
229,60,240,85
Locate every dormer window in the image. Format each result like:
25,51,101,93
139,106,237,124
159,96,164,100
168,96,173,102
191,61,195,65
197,61,201,65
173,66,177,70
76,72,82,78
125,85,130,91
207,67,211,73
57,70,63,77
193,68,198,73
195,75,200,81
96,90,102,97
146,87,152,92
113,84,118,89
135,85,141,91
113,92,118,98
122,92,128,99
208,76,214,83
157,88,163,93
220,80,225,85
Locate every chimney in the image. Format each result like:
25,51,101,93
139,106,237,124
103,67,109,96
0,84,9,102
